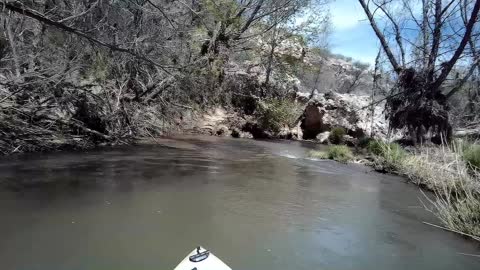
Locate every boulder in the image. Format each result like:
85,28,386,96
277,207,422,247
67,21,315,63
343,135,358,147
290,123,303,140
231,127,241,138
240,131,254,139
316,131,330,144
215,125,230,137
278,126,293,140
300,91,388,140
231,127,254,139
242,122,272,139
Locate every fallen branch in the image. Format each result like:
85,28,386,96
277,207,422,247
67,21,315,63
141,76,176,103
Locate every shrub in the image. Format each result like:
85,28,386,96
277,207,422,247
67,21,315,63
380,144,405,171
329,127,346,144
327,145,354,162
309,145,353,163
358,137,374,149
308,150,328,159
255,99,300,133
85,52,111,82
462,143,480,171
366,139,384,155
367,140,407,172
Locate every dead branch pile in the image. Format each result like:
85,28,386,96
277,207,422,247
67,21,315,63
0,78,127,154
386,68,452,142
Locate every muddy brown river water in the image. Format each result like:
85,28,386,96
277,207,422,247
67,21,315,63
0,137,478,269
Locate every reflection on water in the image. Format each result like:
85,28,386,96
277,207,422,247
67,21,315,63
0,136,478,270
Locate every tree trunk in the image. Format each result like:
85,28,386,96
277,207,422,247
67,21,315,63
264,27,278,87
4,16,21,79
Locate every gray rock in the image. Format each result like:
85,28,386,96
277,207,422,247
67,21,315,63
215,125,230,137
316,131,330,144
343,135,358,147
300,91,388,139
278,126,293,140
291,123,303,140
231,127,241,138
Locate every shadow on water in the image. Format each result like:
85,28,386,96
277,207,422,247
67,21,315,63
0,136,479,270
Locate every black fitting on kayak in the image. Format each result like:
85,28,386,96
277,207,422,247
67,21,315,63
189,247,210,263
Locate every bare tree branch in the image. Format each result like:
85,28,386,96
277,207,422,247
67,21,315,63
445,60,479,98
432,0,480,90
0,1,175,74
358,0,402,73
374,1,406,66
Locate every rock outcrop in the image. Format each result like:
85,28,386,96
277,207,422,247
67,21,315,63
299,91,388,140
316,131,330,144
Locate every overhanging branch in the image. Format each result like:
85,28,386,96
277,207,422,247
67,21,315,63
0,1,174,75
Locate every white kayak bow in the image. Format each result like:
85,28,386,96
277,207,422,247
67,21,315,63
174,246,232,270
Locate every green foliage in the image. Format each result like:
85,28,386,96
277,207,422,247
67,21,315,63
366,139,406,158
190,26,210,53
256,99,300,133
358,137,374,149
329,127,346,144
308,150,328,159
326,145,354,162
281,54,303,69
367,140,407,171
203,0,241,27
383,143,407,165
287,34,307,47
366,139,384,156
364,139,480,238
309,145,353,163
463,143,480,171
86,52,110,82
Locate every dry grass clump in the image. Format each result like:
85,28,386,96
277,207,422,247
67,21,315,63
462,142,480,171
367,141,480,239
309,145,353,163
329,127,346,144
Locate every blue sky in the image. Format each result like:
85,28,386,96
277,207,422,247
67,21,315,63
328,0,380,64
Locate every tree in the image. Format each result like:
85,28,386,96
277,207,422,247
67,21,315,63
358,0,480,143
263,1,330,88
0,0,328,153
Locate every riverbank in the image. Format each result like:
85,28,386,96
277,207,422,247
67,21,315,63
2,88,479,242
310,141,480,241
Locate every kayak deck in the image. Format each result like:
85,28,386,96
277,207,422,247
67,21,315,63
174,247,232,270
